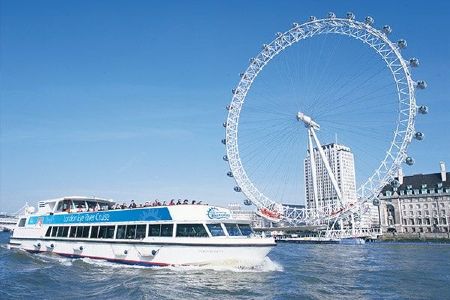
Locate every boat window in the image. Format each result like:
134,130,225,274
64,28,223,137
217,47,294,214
45,227,52,237
69,226,77,238
18,218,26,227
56,201,64,212
98,226,115,239
116,225,126,239
58,226,69,237
91,226,99,238
161,224,173,237
55,200,72,212
87,201,96,210
98,226,106,238
51,226,58,237
136,225,146,239
75,227,83,238
225,224,242,236
106,226,115,238
56,226,66,237
62,226,69,237
73,200,87,212
148,224,161,237
238,224,253,236
207,224,225,236
81,226,90,238
56,227,64,237
126,225,137,239
176,224,208,237
76,226,90,238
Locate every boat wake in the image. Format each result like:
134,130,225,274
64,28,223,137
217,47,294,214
34,252,74,267
166,257,283,273
79,257,147,269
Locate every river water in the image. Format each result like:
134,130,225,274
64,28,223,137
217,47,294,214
1,232,449,299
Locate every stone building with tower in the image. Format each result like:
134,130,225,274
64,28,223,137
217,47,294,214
378,162,450,235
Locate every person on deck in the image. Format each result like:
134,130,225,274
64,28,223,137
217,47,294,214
129,200,137,209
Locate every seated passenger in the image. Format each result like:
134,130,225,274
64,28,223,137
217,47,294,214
162,201,167,206
176,199,182,205
169,199,175,205
121,203,127,209
197,201,202,205
191,200,196,205
183,199,189,205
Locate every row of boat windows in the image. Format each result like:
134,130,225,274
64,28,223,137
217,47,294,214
44,223,253,239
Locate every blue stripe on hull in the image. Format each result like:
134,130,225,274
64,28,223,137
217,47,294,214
24,249,169,267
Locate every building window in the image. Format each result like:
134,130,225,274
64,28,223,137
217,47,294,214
442,218,447,225
416,204,421,209
424,204,428,209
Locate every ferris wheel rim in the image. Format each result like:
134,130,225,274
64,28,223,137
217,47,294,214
225,16,417,213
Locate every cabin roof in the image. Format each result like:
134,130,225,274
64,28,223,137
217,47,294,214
40,196,114,204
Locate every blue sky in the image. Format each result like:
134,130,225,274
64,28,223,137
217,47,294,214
1,0,449,212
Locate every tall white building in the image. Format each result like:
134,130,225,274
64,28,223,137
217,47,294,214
304,143,357,211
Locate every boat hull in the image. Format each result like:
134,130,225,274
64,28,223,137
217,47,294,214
9,237,274,267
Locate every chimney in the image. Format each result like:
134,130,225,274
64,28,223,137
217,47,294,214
398,168,404,185
440,161,447,182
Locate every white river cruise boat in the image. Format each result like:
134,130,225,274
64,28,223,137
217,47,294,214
8,196,275,267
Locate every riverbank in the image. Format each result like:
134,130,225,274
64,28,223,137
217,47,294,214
379,232,450,243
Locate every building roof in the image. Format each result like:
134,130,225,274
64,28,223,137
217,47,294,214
382,172,450,193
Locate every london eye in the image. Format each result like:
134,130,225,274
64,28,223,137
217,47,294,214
222,12,427,225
